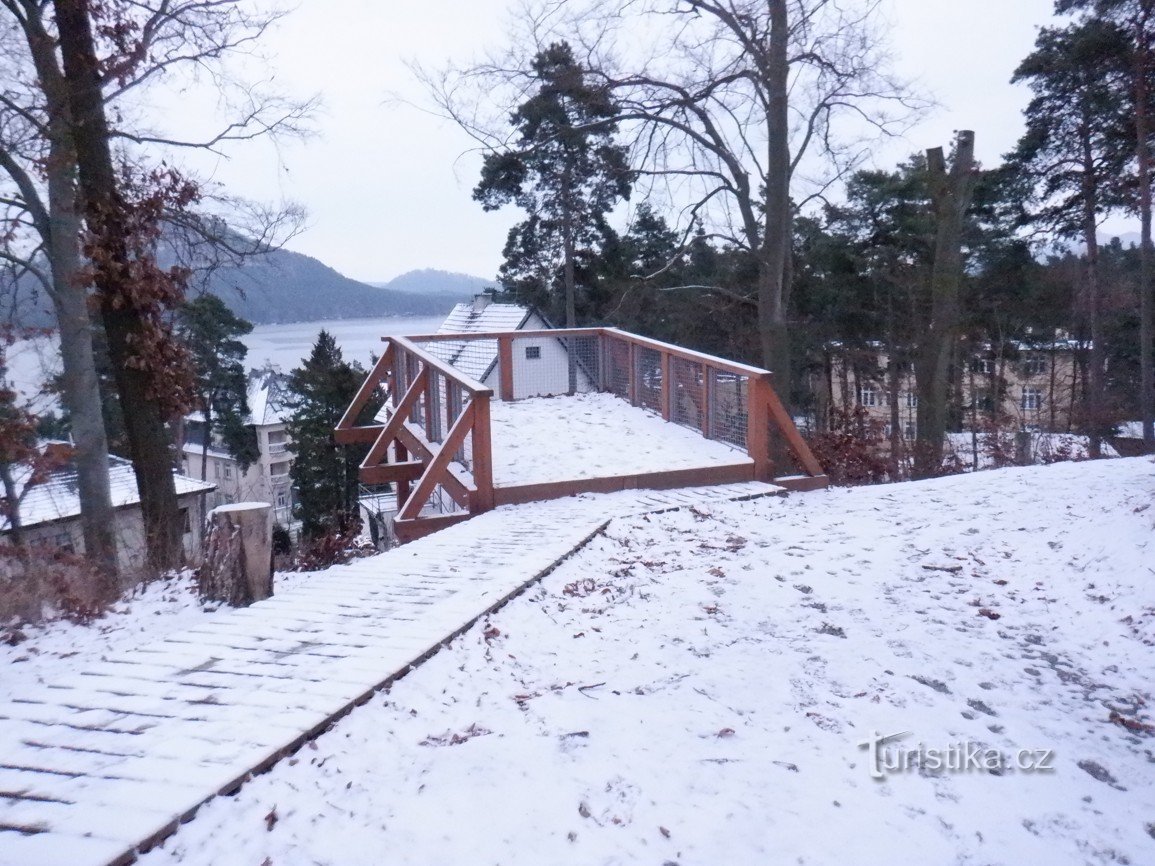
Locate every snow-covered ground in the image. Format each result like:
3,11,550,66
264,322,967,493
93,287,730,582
6,458,1153,865
945,431,1120,470
95,456,1151,865
0,570,324,705
490,392,750,487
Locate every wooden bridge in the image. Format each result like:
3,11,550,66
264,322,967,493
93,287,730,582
335,328,826,542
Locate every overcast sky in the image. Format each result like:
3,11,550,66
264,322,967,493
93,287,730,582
190,0,1073,284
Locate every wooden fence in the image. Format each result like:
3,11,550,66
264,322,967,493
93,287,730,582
336,328,826,542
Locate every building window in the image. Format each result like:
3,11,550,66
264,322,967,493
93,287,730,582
270,461,291,478
904,421,916,440
1022,355,1046,377
223,464,233,479
970,358,994,375
973,389,994,413
524,345,542,360
1021,387,1043,411
904,392,918,408
857,385,878,407
276,490,289,508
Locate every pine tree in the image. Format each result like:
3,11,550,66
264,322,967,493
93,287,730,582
474,42,632,327
177,295,258,478
283,331,371,540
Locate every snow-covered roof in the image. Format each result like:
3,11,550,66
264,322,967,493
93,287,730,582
0,454,215,531
426,297,534,382
247,370,292,427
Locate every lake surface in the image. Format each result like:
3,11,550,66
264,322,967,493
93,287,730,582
243,315,446,372
3,315,449,406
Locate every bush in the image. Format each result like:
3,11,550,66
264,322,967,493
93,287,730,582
289,523,374,572
0,544,114,626
806,408,892,486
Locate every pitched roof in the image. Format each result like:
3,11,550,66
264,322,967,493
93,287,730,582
426,298,533,382
1,455,215,531
246,370,292,426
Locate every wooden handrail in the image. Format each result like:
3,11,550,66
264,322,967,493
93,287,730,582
390,335,494,396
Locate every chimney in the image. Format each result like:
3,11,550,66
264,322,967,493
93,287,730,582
472,293,492,314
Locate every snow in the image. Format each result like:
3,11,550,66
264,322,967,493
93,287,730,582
97,455,1154,865
490,392,751,487
428,301,532,382
0,569,326,706
945,431,1120,470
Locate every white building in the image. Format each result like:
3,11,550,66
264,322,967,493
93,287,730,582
0,445,215,577
180,369,295,527
427,295,594,398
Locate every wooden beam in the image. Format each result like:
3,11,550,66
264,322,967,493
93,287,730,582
360,366,428,470
773,474,830,492
359,460,423,485
763,377,826,477
470,394,495,512
498,335,515,401
335,343,394,434
493,463,756,507
392,513,474,544
661,351,672,421
398,403,477,521
747,375,772,483
334,424,384,446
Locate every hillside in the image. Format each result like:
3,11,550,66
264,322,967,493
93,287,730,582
196,252,477,324
7,457,1153,865
369,268,494,297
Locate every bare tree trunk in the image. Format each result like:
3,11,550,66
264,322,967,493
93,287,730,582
1081,121,1105,459
914,131,976,479
761,0,791,403
0,460,23,548
12,6,119,582
54,0,183,574
1136,8,1154,445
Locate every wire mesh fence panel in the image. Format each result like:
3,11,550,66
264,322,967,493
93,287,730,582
635,346,663,414
670,356,704,433
710,371,749,450
418,339,498,388
507,334,601,398
427,373,443,443
605,336,631,399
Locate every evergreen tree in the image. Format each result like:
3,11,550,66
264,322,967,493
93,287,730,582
177,295,258,478
283,331,373,539
474,42,632,327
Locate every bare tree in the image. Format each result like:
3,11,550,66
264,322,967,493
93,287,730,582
913,130,976,479
420,0,918,405
0,0,310,577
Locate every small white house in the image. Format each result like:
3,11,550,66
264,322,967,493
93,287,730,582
428,295,594,399
0,445,215,577
181,369,295,527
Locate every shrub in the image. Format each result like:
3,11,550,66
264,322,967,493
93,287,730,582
0,543,114,626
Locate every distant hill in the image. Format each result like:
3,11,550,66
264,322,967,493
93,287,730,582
369,269,495,297
196,252,480,325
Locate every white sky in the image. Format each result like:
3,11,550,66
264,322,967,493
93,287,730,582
187,0,1073,284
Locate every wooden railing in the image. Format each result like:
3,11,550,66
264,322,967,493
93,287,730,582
335,336,494,539
337,328,826,542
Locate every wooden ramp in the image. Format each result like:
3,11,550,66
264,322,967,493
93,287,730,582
0,481,780,866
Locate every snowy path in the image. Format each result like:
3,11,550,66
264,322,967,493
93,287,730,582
0,481,780,866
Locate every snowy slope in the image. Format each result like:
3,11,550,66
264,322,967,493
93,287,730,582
9,458,1154,865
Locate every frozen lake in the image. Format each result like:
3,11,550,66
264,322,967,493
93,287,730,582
3,315,448,407
243,315,446,372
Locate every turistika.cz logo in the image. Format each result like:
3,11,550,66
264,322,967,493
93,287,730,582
858,731,1056,779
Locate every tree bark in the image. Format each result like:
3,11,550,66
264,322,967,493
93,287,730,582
761,0,792,403
8,5,119,582
198,503,273,607
1136,5,1154,445
53,0,183,574
914,131,976,479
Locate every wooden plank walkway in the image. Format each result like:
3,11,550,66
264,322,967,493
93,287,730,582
0,482,780,866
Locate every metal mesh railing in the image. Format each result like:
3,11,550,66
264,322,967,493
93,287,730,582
605,335,631,399
635,346,663,414
670,356,705,432
509,334,601,398
709,370,749,450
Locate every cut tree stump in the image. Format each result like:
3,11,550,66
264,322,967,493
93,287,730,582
199,502,273,607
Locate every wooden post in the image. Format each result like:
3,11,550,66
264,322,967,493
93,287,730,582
702,366,713,438
661,351,672,421
498,335,515,401
628,341,638,406
198,502,273,607
747,376,772,482
471,394,495,512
